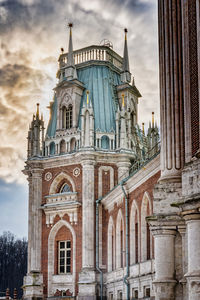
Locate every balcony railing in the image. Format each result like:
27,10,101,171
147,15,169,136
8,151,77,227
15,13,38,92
44,192,78,205
59,45,123,70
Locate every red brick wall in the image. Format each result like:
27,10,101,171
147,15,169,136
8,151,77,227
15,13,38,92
41,164,82,297
41,162,118,296
103,170,160,271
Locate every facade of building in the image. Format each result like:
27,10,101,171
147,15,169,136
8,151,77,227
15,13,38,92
22,0,200,299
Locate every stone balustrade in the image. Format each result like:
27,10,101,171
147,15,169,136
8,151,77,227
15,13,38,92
59,45,123,70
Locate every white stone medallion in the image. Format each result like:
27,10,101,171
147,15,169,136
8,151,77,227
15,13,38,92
73,167,80,177
45,172,52,181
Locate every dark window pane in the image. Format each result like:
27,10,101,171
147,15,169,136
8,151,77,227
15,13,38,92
67,241,71,248
66,266,71,273
60,258,65,265
60,251,65,257
67,250,71,257
60,266,64,273
67,258,71,265
60,242,65,249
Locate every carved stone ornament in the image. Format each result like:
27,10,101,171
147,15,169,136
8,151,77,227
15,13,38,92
45,172,52,181
73,167,80,177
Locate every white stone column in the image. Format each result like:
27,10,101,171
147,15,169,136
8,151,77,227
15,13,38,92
152,228,177,300
158,0,184,181
81,159,95,268
23,167,43,300
117,160,131,182
184,214,200,300
79,157,96,299
179,226,188,300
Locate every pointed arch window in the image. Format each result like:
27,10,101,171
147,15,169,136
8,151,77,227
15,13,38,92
60,183,71,193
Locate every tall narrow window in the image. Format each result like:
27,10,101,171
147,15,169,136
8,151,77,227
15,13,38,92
120,224,123,268
66,105,73,129
58,241,71,274
135,221,138,263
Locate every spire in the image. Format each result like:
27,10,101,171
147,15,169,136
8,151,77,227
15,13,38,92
67,23,74,67
65,23,77,80
123,28,130,72
121,28,131,83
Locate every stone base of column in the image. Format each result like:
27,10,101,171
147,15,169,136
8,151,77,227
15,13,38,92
23,272,43,300
185,272,200,300
78,269,96,300
153,280,176,300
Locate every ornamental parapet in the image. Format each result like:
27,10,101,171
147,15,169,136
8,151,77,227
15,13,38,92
42,192,81,225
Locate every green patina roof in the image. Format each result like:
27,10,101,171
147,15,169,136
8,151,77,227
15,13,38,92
46,94,57,138
46,65,122,137
77,65,121,132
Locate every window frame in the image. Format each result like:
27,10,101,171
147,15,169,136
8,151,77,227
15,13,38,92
58,240,71,274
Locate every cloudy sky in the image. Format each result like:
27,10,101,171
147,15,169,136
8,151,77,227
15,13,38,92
0,0,159,238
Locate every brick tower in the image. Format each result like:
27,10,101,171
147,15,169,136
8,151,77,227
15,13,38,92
22,24,158,300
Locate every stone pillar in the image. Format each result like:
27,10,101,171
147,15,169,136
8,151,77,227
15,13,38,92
23,167,43,300
117,160,131,182
152,227,177,300
79,158,96,299
184,213,200,300
158,0,184,182
179,226,188,300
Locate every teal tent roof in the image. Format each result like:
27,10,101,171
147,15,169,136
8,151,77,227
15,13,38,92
46,65,121,137
77,65,121,132
46,94,57,138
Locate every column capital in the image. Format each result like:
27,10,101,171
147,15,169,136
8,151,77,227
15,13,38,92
182,211,200,222
151,227,177,237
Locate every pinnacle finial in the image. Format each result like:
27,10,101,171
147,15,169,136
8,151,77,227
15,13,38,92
86,90,90,105
122,94,125,108
152,112,154,127
36,103,39,118
124,28,128,40
142,122,145,134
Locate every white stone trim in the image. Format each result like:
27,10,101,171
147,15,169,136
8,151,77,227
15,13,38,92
49,172,76,194
48,219,76,296
130,200,140,264
102,155,160,212
107,216,115,272
141,192,152,262
98,166,114,198
116,209,125,269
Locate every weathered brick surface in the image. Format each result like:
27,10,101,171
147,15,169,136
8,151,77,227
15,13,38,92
102,171,160,270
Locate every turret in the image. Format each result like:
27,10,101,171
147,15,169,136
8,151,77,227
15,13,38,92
147,112,159,156
27,103,45,158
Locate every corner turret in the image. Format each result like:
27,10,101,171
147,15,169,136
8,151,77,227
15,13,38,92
27,103,45,158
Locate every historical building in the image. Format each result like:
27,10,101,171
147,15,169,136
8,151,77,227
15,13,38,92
23,0,200,299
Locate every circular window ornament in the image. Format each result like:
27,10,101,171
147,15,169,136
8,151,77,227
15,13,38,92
73,167,80,177
45,172,52,181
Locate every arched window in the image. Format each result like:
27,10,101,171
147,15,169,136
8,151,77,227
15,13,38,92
70,137,76,151
116,209,124,269
50,142,55,155
141,192,152,262
62,105,73,129
130,200,140,265
108,217,115,272
60,139,66,154
101,135,109,149
60,183,71,193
